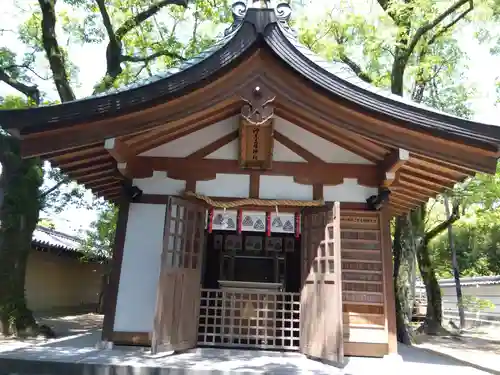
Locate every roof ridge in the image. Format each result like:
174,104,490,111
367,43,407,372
35,225,82,244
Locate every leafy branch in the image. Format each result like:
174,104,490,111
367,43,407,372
424,200,460,244
0,68,40,105
406,0,473,59
94,0,188,92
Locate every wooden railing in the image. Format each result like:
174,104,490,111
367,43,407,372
197,289,300,350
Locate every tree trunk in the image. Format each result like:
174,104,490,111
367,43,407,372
0,135,43,336
416,242,443,334
392,216,412,344
444,196,465,330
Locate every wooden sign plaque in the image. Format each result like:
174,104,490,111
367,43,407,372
239,117,274,170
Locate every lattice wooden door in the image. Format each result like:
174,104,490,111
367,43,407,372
151,197,206,354
299,202,343,363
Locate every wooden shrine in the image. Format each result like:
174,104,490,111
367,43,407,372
1,0,499,365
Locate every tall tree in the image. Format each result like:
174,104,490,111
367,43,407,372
0,0,227,336
298,0,478,340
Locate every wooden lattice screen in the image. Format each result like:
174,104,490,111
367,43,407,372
198,289,300,350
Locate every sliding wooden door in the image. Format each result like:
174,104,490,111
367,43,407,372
151,197,206,354
300,202,343,363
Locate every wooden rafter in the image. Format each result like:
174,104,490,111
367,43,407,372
391,191,426,205
398,171,455,190
396,177,441,195
391,187,428,202
402,163,463,184
58,153,111,169
389,197,415,210
65,160,115,175
391,186,429,201
187,130,239,160
273,131,325,164
45,143,103,159
86,180,120,191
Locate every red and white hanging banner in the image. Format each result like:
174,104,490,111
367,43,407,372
207,208,214,233
237,209,243,234
294,212,301,238
266,212,271,237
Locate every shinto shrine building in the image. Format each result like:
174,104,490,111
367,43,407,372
1,1,499,364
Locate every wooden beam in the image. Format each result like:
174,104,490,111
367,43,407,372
391,190,428,204
185,179,196,192
72,169,117,183
380,206,397,354
250,172,260,198
65,161,115,175
57,153,111,169
187,130,239,160
104,137,135,164
397,177,443,195
276,107,385,163
104,137,153,179
380,148,409,187
102,189,130,342
139,157,379,187
391,186,430,201
273,131,325,164
390,194,422,207
389,199,414,210
398,172,454,190
86,180,121,191
403,163,462,184
46,143,104,160
313,184,323,200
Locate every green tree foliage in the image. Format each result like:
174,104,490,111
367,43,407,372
0,0,227,336
79,202,118,313
296,0,486,340
80,202,118,260
430,162,500,277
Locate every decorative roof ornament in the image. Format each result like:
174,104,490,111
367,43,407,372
224,0,296,37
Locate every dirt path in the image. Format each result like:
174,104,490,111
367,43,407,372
415,334,500,374
0,313,103,349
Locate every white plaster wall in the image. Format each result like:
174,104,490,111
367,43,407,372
133,174,376,203
140,116,239,157
113,203,166,332
206,139,238,160
274,117,373,164
272,141,306,162
260,176,313,201
323,179,378,203
138,116,371,165
133,171,186,195
196,173,250,198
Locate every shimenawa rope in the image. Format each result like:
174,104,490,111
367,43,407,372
184,191,324,209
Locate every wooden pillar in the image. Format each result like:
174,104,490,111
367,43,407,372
101,186,131,342
380,206,397,354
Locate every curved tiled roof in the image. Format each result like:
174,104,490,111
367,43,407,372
0,3,498,151
32,225,82,252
